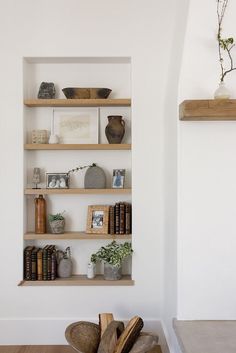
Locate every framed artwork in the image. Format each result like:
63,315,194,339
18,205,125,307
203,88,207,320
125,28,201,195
112,169,125,188
86,205,109,234
46,173,69,189
53,108,99,144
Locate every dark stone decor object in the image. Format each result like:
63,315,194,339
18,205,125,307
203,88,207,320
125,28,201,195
62,87,112,99
84,165,106,189
105,115,125,144
38,82,56,99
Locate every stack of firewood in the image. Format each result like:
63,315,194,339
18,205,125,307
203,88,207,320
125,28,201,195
65,313,161,353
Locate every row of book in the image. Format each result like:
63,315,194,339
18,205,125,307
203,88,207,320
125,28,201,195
24,245,57,281
109,202,132,235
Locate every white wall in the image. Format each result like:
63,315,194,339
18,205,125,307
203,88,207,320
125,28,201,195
0,0,182,348
178,0,236,319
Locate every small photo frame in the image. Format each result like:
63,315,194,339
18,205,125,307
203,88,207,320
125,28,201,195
46,173,69,189
86,205,110,234
112,169,125,189
53,108,99,144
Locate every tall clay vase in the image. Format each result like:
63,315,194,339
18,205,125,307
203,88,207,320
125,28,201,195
35,194,46,234
105,115,125,144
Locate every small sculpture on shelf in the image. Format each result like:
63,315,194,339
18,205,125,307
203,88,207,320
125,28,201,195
38,82,56,99
32,167,41,189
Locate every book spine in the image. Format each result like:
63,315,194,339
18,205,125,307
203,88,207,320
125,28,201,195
37,249,43,280
51,250,57,280
109,205,115,235
125,203,131,234
31,248,38,281
42,245,49,280
119,203,125,234
24,246,34,280
47,245,53,280
115,202,120,235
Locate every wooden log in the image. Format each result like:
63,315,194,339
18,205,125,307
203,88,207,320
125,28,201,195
99,313,114,337
98,321,125,353
114,316,144,353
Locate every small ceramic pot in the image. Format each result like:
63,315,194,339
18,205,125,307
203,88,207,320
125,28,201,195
49,219,65,234
104,263,122,280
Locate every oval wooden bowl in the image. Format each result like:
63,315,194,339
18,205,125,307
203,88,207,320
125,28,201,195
62,87,112,99
65,321,100,353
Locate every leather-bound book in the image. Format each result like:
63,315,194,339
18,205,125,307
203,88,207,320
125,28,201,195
51,249,57,280
115,202,120,235
37,248,43,280
119,203,125,235
24,246,34,280
125,203,131,234
42,245,49,280
31,247,38,281
109,206,115,235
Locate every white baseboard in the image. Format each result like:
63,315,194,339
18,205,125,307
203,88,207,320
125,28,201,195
0,318,168,348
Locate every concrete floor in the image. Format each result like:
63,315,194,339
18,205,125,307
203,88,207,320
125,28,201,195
174,320,236,353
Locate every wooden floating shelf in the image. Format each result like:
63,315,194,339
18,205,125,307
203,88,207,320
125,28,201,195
180,99,236,121
25,188,131,195
18,274,134,286
24,98,131,107
24,231,132,240
24,143,131,150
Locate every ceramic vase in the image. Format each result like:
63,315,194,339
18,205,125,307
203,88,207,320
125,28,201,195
57,258,72,278
105,115,125,144
35,195,46,234
214,82,230,99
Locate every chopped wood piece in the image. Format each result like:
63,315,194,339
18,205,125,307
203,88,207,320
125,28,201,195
114,316,144,353
99,313,114,337
98,321,125,353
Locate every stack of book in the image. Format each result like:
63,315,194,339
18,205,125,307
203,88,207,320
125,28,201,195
24,245,57,281
109,202,132,235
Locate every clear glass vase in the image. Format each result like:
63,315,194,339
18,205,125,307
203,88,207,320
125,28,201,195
214,82,230,99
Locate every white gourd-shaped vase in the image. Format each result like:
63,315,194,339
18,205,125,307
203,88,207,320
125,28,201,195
214,82,231,99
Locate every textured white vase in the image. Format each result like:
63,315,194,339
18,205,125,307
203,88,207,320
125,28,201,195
214,82,230,99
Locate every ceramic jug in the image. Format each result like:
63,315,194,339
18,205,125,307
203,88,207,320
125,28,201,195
105,115,125,144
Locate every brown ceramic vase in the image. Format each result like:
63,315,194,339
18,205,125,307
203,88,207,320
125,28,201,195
105,115,125,144
35,194,46,234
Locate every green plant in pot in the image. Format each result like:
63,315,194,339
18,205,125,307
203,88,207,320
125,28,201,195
48,212,65,234
90,241,133,280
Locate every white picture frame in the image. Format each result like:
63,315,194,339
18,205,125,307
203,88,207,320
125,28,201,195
53,108,99,144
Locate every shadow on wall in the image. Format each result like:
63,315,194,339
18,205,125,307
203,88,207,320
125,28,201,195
161,0,190,353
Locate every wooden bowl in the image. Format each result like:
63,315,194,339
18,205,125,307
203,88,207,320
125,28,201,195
65,321,100,353
62,87,112,99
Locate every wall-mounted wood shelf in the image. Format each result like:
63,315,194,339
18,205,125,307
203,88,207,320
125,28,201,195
24,98,131,107
18,274,134,286
180,99,236,120
25,188,131,195
24,232,132,240
24,143,131,150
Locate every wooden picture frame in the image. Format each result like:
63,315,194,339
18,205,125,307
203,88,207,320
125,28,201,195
86,205,110,234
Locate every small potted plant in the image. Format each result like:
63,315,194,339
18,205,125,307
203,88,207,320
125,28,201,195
48,212,65,234
90,241,133,280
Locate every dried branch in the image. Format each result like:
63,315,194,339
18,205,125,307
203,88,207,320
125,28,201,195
217,0,236,82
